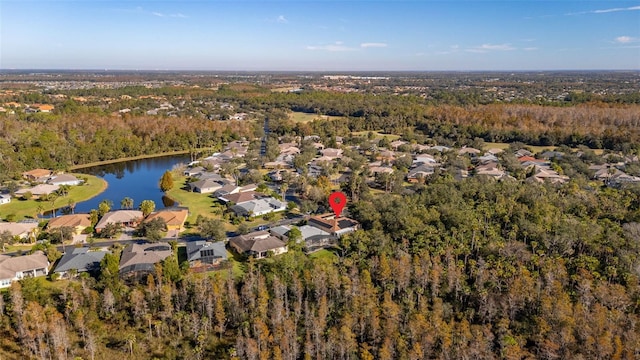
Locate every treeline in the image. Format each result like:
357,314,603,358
252,91,640,151
0,113,256,179
1,177,639,359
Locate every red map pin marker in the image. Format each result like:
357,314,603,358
328,191,347,218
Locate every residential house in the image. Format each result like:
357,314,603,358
307,214,359,238
414,154,437,165
515,149,533,158
0,221,39,241
486,148,504,155
53,247,108,278
269,225,291,240
377,149,396,162
190,178,224,193
15,184,59,198
22,169,53,183
214,183,257,198
278,143,300,155
228,230,288,259
407,164,436,183
47,174,83,186
390,140,408,150
33,104,55,113
0,194,10,205
0,251,49,288
184,166,206,177
474,162,507,180
526,166,569,184
47,214,91,235
144,208,189,232
458,147,481,157
95,210,143,233
320,148,343,160
231,197,287,217
412,144,432,152
431,145,451,152
477,154,499,164
119,243,173,278
218,190,259,205
298,225,334,252
186,241,227,270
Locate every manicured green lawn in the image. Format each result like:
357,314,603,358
165,176,223,224
0,174,107,221
309,248,338,262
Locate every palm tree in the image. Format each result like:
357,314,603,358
139,200,155,217
121,197,134,210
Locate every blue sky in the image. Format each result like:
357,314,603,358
1,1,639,71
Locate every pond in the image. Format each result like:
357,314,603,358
71,154,191,215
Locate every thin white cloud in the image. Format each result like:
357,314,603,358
615,36,638,44
467,43,516,53
152,11,188,18
306,41,357,52
523,47,539,51
360,42,387,48
594,5,640,13
277,15,288,24
567,5,640,15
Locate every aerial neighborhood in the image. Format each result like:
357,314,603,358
0,127,638,289
1,70,639,358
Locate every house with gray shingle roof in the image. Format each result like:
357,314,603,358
186,240,227,269
54,247,108,278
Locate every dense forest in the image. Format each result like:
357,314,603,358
1,76,640,359
1,177,639,359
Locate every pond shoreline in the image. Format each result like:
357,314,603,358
67,148,216,171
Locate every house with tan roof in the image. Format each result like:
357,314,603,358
47,214,91,235
119,243,173,278
95,210,143,233
0,221,39,241
15,184,59,199
144,208,188,232
22,168,52,182
228,231,287,259
0,251,49,288
307,214,359,238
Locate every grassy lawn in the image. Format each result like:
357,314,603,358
309,248,338,262
351,130,401,141
0,174,107,221
288,111,344,123
165,176,223,224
